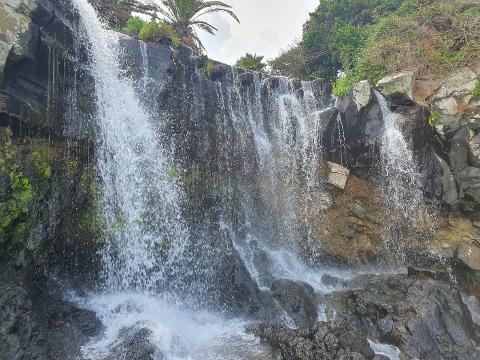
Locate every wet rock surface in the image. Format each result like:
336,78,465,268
270,279,317,328
248,322,376,360
325,274,480,360
0,270,102,360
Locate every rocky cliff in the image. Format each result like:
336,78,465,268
1,0,480,359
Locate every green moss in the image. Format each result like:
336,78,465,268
28,148,53,180
428,111,442,126
76,168,103,237
0,138,35,233
201,59,217,78
332,75,358,97
472,79,480,100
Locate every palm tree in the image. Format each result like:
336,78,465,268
235,53,266,71
150,0,240,52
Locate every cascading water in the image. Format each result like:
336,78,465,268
72,0,189,293
212,71,338,289
375,91,432,260
67,1,429,357
70,1,274,359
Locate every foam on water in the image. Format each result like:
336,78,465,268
71,293,270,360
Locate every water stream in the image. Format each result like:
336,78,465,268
69,1,422,358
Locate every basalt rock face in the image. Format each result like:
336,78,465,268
0,0,103,358
1,0,480,359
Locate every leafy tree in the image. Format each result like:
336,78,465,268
149,0,240,52
235,53,266,71
300,0,404,81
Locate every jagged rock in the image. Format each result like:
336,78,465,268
106,327,160,360
432,68,478,100
352,80,372,111
376,71,415,105
0,42,12,83
0,0,38,62
457,244,480,271
469,134,480,167
457,167,480,202
450,127,474,172
270,279,318,328
248,322,376,360
435,154,459,205
327,161,350,190
327,274,480,359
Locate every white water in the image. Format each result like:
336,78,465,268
375,91,432,260
71,292,271,360
72,0,189,293
368,339,401,360
215,72,336,289
70,1,272,359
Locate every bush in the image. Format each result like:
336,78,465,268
125,17,146,33
272,0,480,88
332,75,356,97
125,18,180,47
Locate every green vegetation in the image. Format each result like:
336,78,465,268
473,80,480,100
125,17,145,33
333,76,355,97
122,0,239,52
271,0,480,95
0,138,34,237
201,58,219,78
235,53,266,71
428,111,441,127
125,17,180,46
76,168,103,237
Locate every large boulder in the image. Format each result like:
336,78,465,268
327,162,350,190
450,127,474,172
469,134,480,168
432,68,478,100
376,71,415,105
270,279,318,328
248,322,376,360
352,80,372,111
327,274,480,360
457,167,480,202
457,244,480,271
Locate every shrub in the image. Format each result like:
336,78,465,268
333,75,354,97
125,17,146,33
126,18,180,47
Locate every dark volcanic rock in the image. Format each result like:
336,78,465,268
0,270,102,360
106,327,160,360
270,279,318,327
327,274,480,360
248,322,375,360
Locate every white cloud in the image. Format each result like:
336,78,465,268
198,0,318,65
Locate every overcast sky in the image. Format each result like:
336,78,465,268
197,0,319,65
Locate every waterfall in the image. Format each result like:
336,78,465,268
375,91,431,260
72,0,189,294
213,71,335,289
